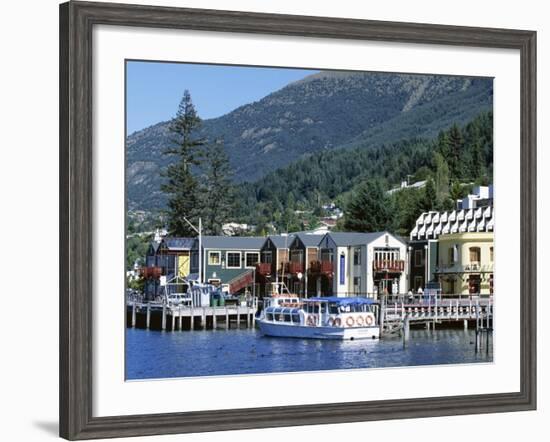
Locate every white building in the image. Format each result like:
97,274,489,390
317,231,408,298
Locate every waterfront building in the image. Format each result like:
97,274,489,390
142,237,198,299
409,203,494,294
287,233,325,296
316,231,408,298
256,234,295,296
435,231,494,295
200,236,265,294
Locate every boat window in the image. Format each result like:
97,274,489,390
291,314,300,323
284,314,291,322
328,303,339,314
266,313,273,321
320,303,327,314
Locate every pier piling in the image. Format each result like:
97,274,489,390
146,303,151,329
131,302,136,328
225,308,229,330
161,304,166,331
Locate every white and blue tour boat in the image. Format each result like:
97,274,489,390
257,296,379,340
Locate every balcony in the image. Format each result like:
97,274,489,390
308,260,334,275
139,266,163,279
256,262,272,276
373,260,405,273
287,262,304,274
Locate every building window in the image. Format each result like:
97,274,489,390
414,249,424,267
208,251,221,265
321,249,333,262
226,252,241,269
290,249,303,263
353,247,361,265
353,276,361,293
448,245,458,265
414,276,423,291
261,250,272,264
490,247,494,262
245,252,260,268
208,279,221,287
469,247,481,263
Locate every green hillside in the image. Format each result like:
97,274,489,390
126,70,493,211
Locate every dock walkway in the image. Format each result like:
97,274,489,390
127,300,257,331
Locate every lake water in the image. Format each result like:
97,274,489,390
125,327,492,380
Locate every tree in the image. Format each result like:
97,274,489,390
447,124,465,179
421,178,437,211
433,152,450,200
470,140,485,180
161,90,205,236
199,139,235,235
343,179,393,232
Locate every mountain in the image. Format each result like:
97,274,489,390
126,70,493,211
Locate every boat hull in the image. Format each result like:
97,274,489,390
257,320,379,340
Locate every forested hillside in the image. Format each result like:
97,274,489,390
127,71,493,211
235,111,493,236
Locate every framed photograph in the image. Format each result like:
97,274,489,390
59,1,536,439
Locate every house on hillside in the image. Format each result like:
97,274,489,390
317,231,408,298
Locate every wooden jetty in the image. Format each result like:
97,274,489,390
127,299,258,331
379,295,493,349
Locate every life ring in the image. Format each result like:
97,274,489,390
355,316,365,326
307,315,316,326
333,317,342,327
365,315,374,326
328,317,334,326
346,316,355,327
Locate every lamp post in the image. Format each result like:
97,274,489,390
183,217,202,284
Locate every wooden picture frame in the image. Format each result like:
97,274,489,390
59,1,536,439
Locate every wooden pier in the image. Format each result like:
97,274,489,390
127,301,257,331
379,295,493,341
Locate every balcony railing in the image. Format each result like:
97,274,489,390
373,260,405,273
139,266,163,279
287,262,304,274
256,262,272,276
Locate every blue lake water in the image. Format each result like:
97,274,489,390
125,327,492,380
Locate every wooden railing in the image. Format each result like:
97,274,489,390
308,260,334,274
139,266,163,279
373,260,405,272
288,262,304,274
256,262,272,276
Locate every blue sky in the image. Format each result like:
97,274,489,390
126,61,318,135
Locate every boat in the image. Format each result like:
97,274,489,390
256,282,302,319
257,296,379,340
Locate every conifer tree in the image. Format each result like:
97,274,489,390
161,90,205,236
343,179,393,232
199,139,235,235
421,178,437,211
447,124,465,179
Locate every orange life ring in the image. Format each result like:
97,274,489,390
356,316,365,326
334,317,342,327
365,315,374,326
346,316,355,327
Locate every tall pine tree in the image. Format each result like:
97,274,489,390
199,139,235,235
343,179,393,232
161,90,205,236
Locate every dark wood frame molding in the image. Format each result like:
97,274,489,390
59,1,537,439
